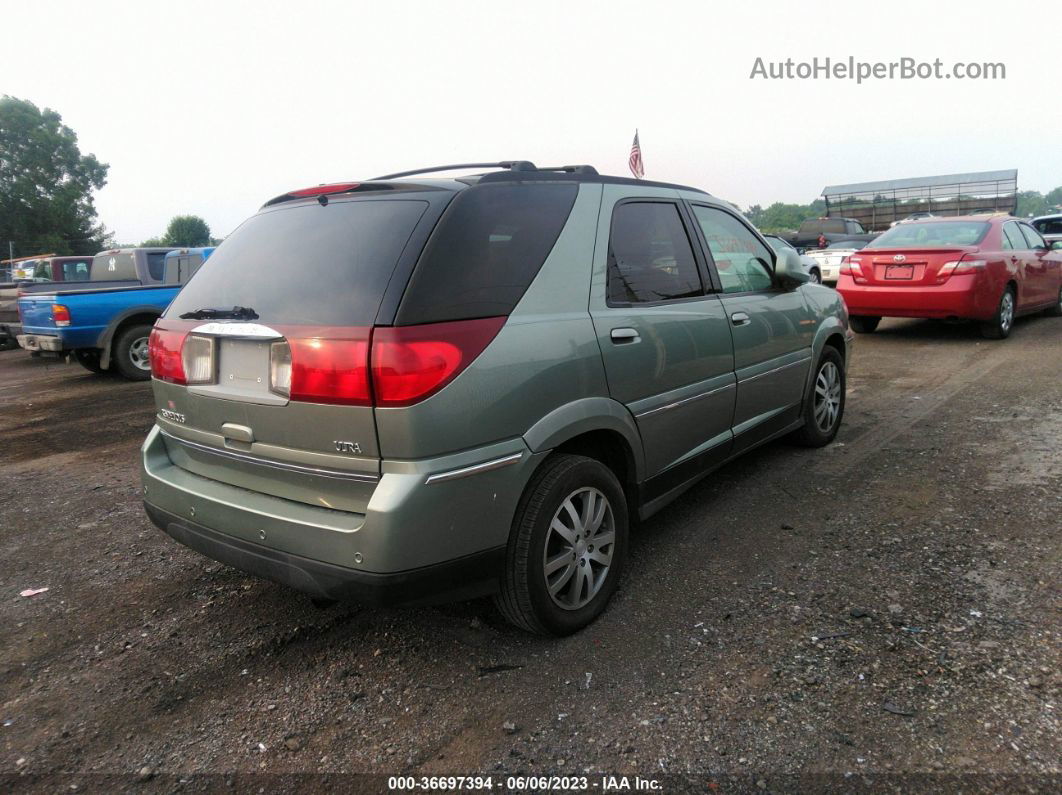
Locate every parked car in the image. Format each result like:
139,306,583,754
1031,213,1062,246
837,216,1062,338
804,239,874,285
0,257,96,348
785,217,877,250
140,162,852,635
889,212,937,228
15,247,194,378
762,234,822,283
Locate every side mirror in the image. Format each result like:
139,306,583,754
1051,241,1062,251
775,249,810,289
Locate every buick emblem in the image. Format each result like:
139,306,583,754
892,254,906,263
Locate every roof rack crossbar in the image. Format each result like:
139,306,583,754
536,165,599,175
372,161,537,180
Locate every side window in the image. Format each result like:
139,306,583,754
1019,224,1046,250
33,262,51,281
146,252,166,281
607,202,702,304
691,205,774,294
1002,222,1025,251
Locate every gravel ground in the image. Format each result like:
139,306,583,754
1,314,1059,793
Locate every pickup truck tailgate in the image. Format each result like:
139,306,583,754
16,294,58,331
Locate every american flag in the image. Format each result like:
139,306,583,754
628,130,644,179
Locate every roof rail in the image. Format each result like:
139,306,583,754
372,161,537,180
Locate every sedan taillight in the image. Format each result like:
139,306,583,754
839,256,868,284
936,258,986,284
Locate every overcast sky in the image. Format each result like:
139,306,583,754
5,0,1059,243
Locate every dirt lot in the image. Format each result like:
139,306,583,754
1,315,1059,792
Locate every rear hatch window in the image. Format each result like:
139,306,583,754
167,198,429,325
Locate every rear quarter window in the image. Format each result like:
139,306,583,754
396,183,579,325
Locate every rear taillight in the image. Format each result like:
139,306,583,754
276,331,372,405
148,328,188,384
371,317,506,407
52,304,71,327
840,256,868,284
936,258,986,283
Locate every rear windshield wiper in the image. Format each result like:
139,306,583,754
179,306,259,321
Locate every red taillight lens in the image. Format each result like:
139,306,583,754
148,328,188,384
287,182,361,198
840,257,868,283
936,258,986,283
371,317,506,407
286,331,372,405
52,304,71,327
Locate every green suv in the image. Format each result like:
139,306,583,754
141,161,852,635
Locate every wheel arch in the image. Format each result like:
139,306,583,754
522,398,646,496
97,307,162,369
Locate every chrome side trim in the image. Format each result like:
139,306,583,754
160,430,380,483
737,357,810,385
635,383,735,419
425,452,524,484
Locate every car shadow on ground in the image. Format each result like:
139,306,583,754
869,314,1051,341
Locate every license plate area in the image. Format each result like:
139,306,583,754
885,264,915,280
188,338,287,405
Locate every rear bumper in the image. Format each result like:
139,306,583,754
140,425,544,604
144,502,504,605
837,274,996,320
16,333,63,352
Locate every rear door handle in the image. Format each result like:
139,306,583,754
610,327,640,343
730,312,751,326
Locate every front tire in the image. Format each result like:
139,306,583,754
980,287,1015,339
790,347,845,448
495,454,628,636
808,268,822,285
112,324,154,380
850,315,881,334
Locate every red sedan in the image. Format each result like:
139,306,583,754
837,215,1062,339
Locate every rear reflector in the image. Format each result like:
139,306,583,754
371,316,506,407
148,328,188,384
52,304,71,327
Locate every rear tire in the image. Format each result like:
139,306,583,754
790,347,845,448
495,454,628,636
1045,286,1062,317
112,324,154,380
850,315,881,334
73,348,106,374
980,287,1015,339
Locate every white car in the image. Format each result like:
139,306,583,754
762,234,822,284
804,239,874,285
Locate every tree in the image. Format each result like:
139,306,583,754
1015,190,1048,218
0,96,110,257
160,215,211,247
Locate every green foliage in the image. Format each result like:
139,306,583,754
1016,190,1055,218
161,215,211,247
745,199,826,234
0,96,110,258
139,236,166,247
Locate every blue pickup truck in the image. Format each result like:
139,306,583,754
17,247,214,380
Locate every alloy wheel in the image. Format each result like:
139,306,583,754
999,291,1014,334
543,487,615,610
813,361,842,433
129,336,151,370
